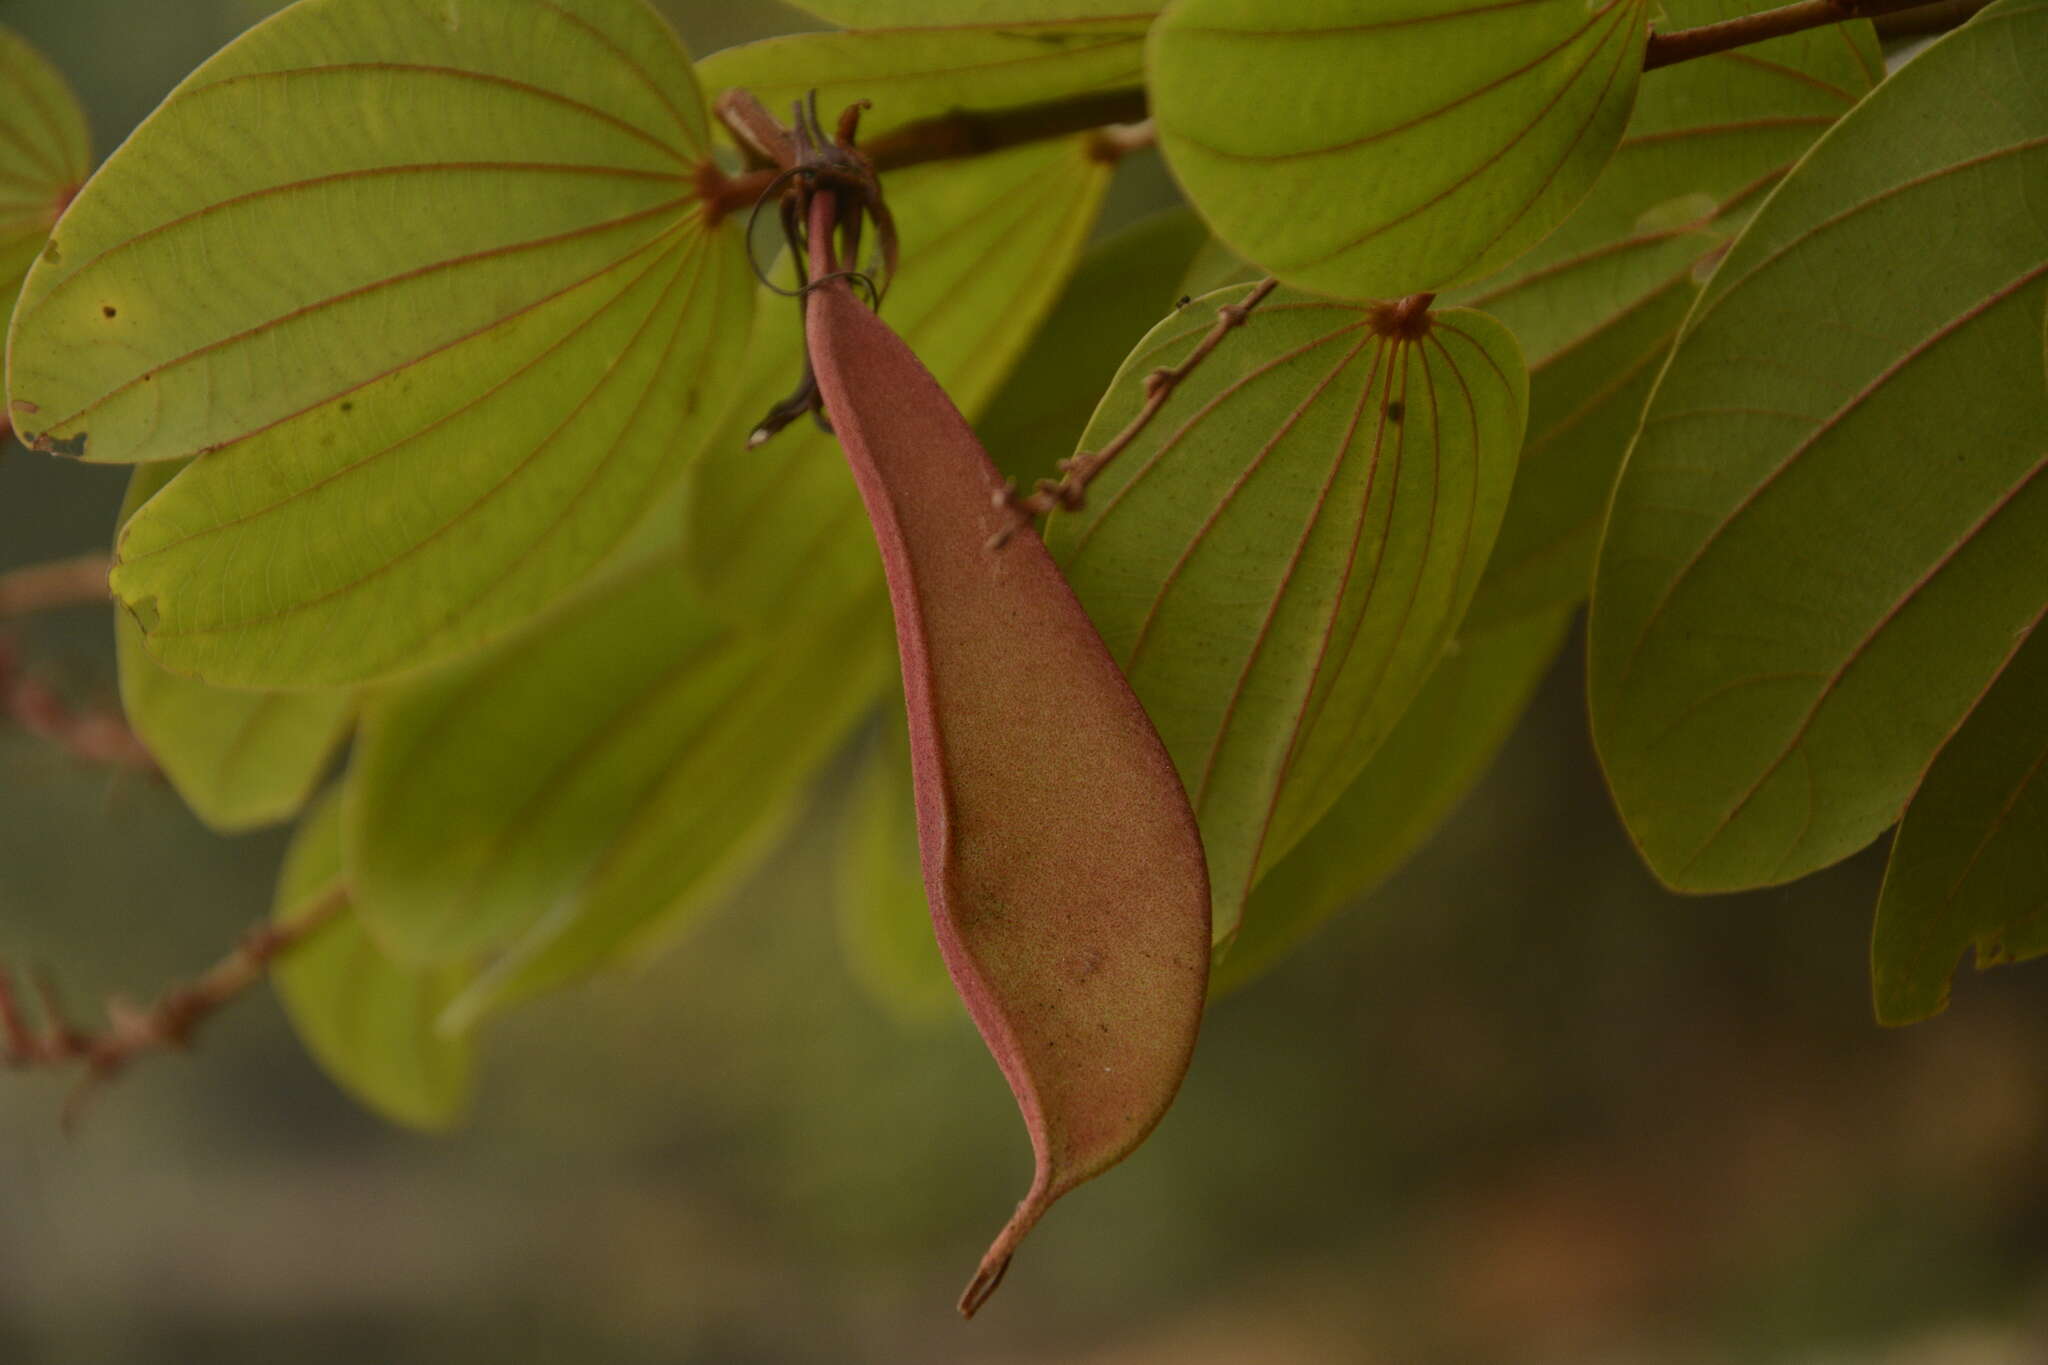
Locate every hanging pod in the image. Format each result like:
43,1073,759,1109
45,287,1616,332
801,189,1212,1315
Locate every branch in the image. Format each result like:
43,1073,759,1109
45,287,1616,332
988,277,1282,549
0,554,111,619
868,89,1150,174
1871,0,1990,35
1,881,348,1127
706,87,1151,223
0,557,149,771
1644,0,1945,69
0,636,155,773
703,0,1961,221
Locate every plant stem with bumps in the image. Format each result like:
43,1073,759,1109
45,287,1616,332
1,882,347,1126
988,277,1282,548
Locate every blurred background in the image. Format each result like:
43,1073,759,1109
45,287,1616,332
3,1,2046,1361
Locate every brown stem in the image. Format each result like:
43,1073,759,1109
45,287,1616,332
706,87,1150,223
707,0,1960,221
0,635,156,773
988,277,1283,549
868,88,1149,173
1644,0,1945,69
0,554,111,618
1871,0,1990,36
1,882,348,1126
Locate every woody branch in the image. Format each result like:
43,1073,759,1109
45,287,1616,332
1,882,348,1124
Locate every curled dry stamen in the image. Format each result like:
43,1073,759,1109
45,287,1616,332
733,91,899,448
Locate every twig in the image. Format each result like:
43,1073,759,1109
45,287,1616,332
0,636,155,773
706,87,1150,223
0,554,111,619
1644,0,1946,69
705,0,1960,221
1,881,349,1127
987,277,1282,549
866,89,1150,174
1871,0,1990,36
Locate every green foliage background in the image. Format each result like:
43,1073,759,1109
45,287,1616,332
2,1,2046,1361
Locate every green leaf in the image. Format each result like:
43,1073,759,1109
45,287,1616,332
782,1,1158,23
697,17,1147,142
114,463,352,832
1219,608,1570,991
1149,0,1649,301
0,24,89,348
272,790,473,1130
1872,621,2048,1025
1457,251,1704,630
834,721,955,1026
683,137,1110,623
449,609,893,1025
349,554,734,963
7,0,751,688
1178,6,1885,635
1588,0,2048,892
1047,287,1526,944
349,551,892,1023
978,205,1209,488
1453,0,1882,631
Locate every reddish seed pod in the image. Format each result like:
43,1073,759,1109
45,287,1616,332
803,194,1211,1317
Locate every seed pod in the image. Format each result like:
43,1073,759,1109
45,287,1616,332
804,195,1211,1317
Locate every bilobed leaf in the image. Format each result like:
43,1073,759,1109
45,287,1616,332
272,790,473,1130
1219,607,1571,992
350,551,890,1009
683,138,1109,623
1047,287,1526,945
696,17,1147,142
783,1,1158,22
834,721,955,1026
115,463,351,832
0,25,88,355
1454,0,1881,631
978,205,1209,488
805,222,1208,1315
6,0,750,688
1588,0,2048,892
1149,0,1649,301
1872,622,2048,1025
